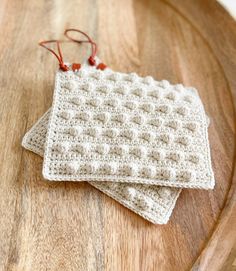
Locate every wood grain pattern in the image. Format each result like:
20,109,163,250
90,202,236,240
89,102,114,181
0,0,235,270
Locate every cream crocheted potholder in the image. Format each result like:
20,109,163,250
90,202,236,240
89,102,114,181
22,109,181,224
42,64,214,189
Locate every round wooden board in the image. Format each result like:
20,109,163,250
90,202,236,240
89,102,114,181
0,0,236,270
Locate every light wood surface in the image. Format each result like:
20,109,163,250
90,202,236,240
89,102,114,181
0,0,236,270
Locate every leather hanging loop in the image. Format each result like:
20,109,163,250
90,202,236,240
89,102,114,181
64,28,98,66
39,29,107,71
39,40,69,71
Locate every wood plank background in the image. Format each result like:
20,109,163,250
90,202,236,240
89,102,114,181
0,0,236,270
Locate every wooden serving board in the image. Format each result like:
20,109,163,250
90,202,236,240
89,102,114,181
0,0,235,270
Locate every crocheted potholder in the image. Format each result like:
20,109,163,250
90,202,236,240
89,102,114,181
22,109,181,224
42,64,214,189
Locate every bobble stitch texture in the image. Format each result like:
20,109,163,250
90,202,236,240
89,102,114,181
159,134,172,145
124,101,137,110
75,143,89,155
132,88,145,97
165,92,176,101
140,131,154,142
143,76,154,85
107,73,120,82
183,95,193,103
149,118,162,128
77,112,90,122
91,71,102,80
68,126,82,137
54,142,70,153
61,110,74,120
140,103,155,113
104,128,119,138
178,170,194,182
125,72,138,82
168,152,182,163
86,127,101,138
148,90,160,99
42,65,215,192
105,99,119,108
166,120,180,130
112,114,127,124
95,112,110,123
111,145,127,156
99,163,116,175
176,136,190,146
176,106,188,116
23,65,215,224
97,85,109,94
121,129,136,140
159,187,172,197
132,115,145,125
160,80,170,88
130,146,146,158
95,144,110,155
188,154,200,164
149,150,165,161
71,97,82,105
82,162,99,174
156,105,170,114
115,86,128,95
159,169,175,181
63,80,77,91
123,187,137,200
185,122,197,132
137,196,152,210
66,162,78,174
81,83,93,92
119,164,137,177
175,84,184,92
140,166,156,178
77,69,87,78
87,98,101,107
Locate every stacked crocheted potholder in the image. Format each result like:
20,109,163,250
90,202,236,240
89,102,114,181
22,29,215,224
